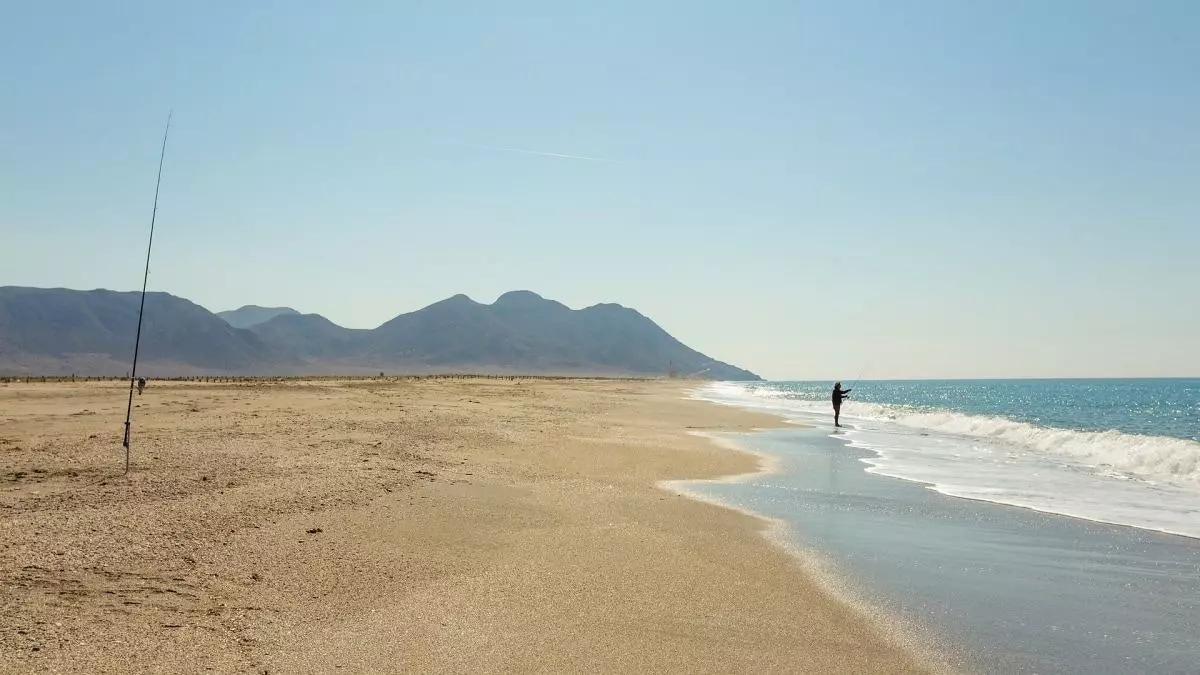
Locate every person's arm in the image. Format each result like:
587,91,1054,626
843,388,852,395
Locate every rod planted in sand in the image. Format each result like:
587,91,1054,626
122,112,172,475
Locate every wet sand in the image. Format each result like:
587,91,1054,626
684,426,1200,674
0,378,929,673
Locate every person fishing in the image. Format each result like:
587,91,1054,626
832,381,852,427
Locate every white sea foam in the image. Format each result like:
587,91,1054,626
697,382,1200,539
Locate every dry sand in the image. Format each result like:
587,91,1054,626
1,377,930,673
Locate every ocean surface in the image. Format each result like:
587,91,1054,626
702,379,1200,538
682,379,1200,674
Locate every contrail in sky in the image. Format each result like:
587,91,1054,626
447,141,622,164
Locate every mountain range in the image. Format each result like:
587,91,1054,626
0,287,760,380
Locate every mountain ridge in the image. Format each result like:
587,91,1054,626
216,305,300,329
0,287,761,380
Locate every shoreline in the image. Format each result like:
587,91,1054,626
702,381,1200,541
705,384,1200,540
686,384,1200,673
1,378,932,672
663,420,960,674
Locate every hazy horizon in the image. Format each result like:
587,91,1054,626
4,2,1198,380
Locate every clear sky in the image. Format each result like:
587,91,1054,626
3,1,1198,380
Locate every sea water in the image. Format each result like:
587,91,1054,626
684,379,1200,673
702,379,1200,538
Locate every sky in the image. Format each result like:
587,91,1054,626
2,1,1198,380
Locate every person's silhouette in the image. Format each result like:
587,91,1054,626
832,381,852,427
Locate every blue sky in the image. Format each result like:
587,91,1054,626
3,1,1197,379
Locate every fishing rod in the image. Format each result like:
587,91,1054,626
848,360,870,390
122,112,172,475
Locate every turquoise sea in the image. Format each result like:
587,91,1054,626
681,379,1200,674
703,379,1199,537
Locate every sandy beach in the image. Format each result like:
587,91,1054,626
0,377,929,673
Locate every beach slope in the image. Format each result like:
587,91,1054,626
0,378,927,673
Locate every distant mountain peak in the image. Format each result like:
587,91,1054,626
429,294,482,309
493,290,545,306
0,286,284,376
259,312,339,327
584,302,637,315
216,305,299,329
